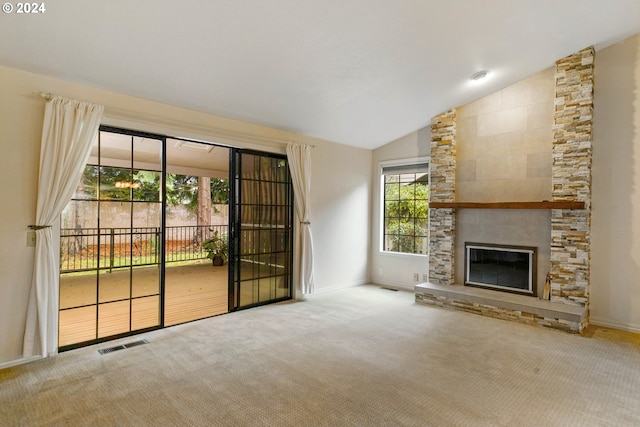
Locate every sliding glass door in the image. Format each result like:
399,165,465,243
59,129,163,349
231,150,293,309
59,128,293,350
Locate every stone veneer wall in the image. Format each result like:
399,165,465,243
428,110,456,285
551,47,594,306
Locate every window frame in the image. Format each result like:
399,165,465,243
379,157,430,257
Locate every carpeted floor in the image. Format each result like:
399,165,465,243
1,284,639,426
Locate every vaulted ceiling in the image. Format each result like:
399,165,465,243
1,0,639,149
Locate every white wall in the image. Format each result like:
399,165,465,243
0,65,371,365
370,127,430,290
313,144,372,292
591,34,640,332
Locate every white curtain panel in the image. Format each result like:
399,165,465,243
286,142,315,295
23,96,104,358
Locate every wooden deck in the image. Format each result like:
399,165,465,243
59,262,229,347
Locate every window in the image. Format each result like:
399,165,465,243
381,160,429,255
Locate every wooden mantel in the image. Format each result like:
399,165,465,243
429,201,585,210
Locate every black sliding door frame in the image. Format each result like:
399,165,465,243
229,148,294,311
59,126,166,351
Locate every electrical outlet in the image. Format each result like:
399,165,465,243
413,273,419,281
27,231,36,247
378,268,384,276
422,274,428,282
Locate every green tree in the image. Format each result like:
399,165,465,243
75,165,162,201
210,178,229,204
167,175,229,210
384,178,429,254
76,166,229,209
166,174,199,209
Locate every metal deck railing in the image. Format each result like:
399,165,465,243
60,225,227,273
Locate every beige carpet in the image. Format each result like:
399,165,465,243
1,285,639,426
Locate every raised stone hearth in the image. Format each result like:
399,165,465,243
415,282,587,333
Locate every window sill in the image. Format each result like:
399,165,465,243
379,251,428,259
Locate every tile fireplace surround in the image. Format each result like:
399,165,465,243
416,47,594,334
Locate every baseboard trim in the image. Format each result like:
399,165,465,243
371,279,415,292
0,355,42,370
589,317,640,334
310,280,368,295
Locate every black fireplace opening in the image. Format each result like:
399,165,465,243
465,243,537,295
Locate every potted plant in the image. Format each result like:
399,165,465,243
202,229,228,266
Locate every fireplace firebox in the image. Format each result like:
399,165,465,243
464,242,537,296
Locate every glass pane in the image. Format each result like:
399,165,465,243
132,203,161,296
399,173,416,184
99,131,132,168
133,136,162,171
99,167,132,201
132,202,161,232
241,180,258,205
384,174,399,184
385,181,400,201
275,274,289,299
416,219,429,235
385,218,399,234
132,226,159,267
98,301,130,338
131,296,160,330
239,279,258,307
132,266,160,298
98,268,130,303
399,183,416,200
385,201,400,219
259,254,272,278
62,200,98,229
211,178,229,204
241,154,257,178
415,183,429,201
415,236,428,255
60,201,99,272
240,255,258,279
274,206,288,228
274,158,288,182
59,306,96,347
133,170,161,202
240,230,255,255
256,276,273,303
60,272,97,310
100,201,131,229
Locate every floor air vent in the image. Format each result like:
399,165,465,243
381,287,399,292
98,339,149,355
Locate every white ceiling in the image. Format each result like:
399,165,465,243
1,0,639,149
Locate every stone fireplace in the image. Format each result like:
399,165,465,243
415,47,594,333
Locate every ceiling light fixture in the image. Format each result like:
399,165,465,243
470,70,489,82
